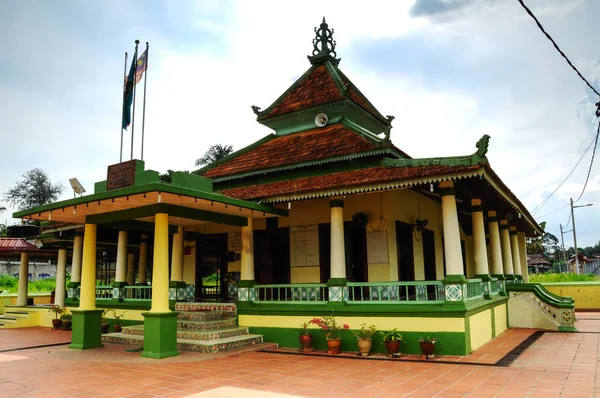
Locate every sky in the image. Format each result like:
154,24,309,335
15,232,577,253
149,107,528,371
1,0,599,249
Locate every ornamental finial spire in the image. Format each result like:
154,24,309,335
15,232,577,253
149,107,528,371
308,17,340,65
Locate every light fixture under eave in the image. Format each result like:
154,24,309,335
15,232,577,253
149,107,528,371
48,212,52,220
315,113,328,127
158,193,162,203
430,184,434,193
73,207,76,215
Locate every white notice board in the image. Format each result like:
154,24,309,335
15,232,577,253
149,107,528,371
290,225,320,267
367,230,389,264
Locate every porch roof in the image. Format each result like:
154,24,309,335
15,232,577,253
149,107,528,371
0,238,39,252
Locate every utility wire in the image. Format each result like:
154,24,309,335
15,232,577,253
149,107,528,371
564,211,572,230
574,121,600,203
537,204,570,220
517,0,600,97
531,139,594,215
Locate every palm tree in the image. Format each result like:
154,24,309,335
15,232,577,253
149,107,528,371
195,144,234,167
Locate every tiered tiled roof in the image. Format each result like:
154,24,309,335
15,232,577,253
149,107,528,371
221,164,482,201
0,238,39,252
203,124,381,179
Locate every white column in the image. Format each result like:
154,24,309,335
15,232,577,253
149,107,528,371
70,233,83,283
55,246,67,307
240,218,255,281
330,200,346,279
488,211,503,276
471,199,489,276
510,227,522,278
518,232,529,282
127,253,136,285
170,226,184,282
439,181,464,276
138,235,148,284
499,220,515,276
17,252,29,306
115,230,128,282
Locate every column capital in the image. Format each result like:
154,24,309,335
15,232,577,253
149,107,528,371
471,198,482,207
330,199,344,208
499,220,509,230
509,226,518,236
438,180,455,197
487,210,497,218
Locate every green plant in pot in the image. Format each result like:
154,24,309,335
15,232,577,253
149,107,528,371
380,328,405,358
60,313,72,330
353,323,376,357
105,309,127,333
48,305,64,330
309,312,349,355
100,310,110,334
298,322,313,353
419,335,436,359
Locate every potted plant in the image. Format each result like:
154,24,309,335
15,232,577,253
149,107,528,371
100,310,110,334
352,323,377,357
309,312,349,355
60,313,72,330
380,329,405,358
106,310,127,333
419,336,436,359
298,322,313,353
48,305,64,330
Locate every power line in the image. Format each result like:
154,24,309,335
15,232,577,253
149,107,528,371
537,204,570,219
531,139,594,215
517,0,600,97
574,121,600,202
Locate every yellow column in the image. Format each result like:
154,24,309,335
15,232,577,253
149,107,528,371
240,218,255,281
439,181,464,276
70,234,83,283
79,224,97,310
499,220,514,276
17,252,29,306
488,211,503,276
330,200,346,279
138,235,148,284
518,232,529,282
471,199,489,276
115,230,128,282
510,227,522,278
150,213,170,313
170,226,184,282
127,253,136,285
55,246,67,307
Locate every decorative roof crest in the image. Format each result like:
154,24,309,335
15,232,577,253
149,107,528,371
308,17,341,65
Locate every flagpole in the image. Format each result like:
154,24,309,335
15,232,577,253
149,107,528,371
119,52,128,163
130,39,140,161
141,42,149,161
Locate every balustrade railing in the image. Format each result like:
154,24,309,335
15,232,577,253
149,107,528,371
95,285,113,299
346,281,445,303
123,285,152,300
465,278,484,301
490,277,501,295
254,284,328,303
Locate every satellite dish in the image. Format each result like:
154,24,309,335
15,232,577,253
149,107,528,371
315,113,328,127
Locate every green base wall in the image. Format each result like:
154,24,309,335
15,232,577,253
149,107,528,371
141,312,180,359
69,309,104,350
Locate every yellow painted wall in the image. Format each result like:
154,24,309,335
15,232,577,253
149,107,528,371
290,267,320,283
494,303,508,335
543,283,600,310
239,314,465,332
469,309,492,351
182,239,196,285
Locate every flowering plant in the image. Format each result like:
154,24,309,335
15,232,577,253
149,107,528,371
299,322,311,337
309,312,349,340
352,323,377,340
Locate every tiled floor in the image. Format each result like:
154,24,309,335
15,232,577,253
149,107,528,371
0,316,598,397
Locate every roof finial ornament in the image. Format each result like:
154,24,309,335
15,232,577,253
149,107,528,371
308,17,341,65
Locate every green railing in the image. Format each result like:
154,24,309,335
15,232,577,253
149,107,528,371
490,277,502,295
95,285,113,299
123,285,152,300
466,278,484,301
254,284,328,303
346,281,445,303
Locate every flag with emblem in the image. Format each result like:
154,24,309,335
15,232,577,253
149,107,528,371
122,51,137,130
135,49,148,84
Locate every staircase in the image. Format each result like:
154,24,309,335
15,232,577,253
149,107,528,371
0,308,36,328
102,302,264,353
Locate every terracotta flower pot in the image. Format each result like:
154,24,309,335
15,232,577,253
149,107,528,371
101,322,110,334
299,335,313,353
419,340,436,358
326,338,342,355
384,340,401,358
357,339,372,357
114,324,122,333
51,319,62,330
61,320,72,331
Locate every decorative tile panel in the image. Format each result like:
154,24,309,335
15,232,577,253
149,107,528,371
248,288,257,301
291,286,322,301
169,288,177,300
481,281,489,296
237,287,249,301
329,286,343,302
370,286,400,301
560,309,574,328
444,284,463,301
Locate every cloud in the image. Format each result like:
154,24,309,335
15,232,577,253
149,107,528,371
409,0,495,19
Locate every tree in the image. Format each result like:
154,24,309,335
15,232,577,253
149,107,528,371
195,144,234,167
4,168,65,211
526,221,560,258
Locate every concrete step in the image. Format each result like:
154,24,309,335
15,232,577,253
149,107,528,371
174,302,237,314
121,325,250,341
177,310,236,322
177,318,237,331
102,332,263,353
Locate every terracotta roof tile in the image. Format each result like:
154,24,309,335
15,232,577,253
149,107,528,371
203,124,379,179
263,65,344,118
221,165,481,200
0,238,39,252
